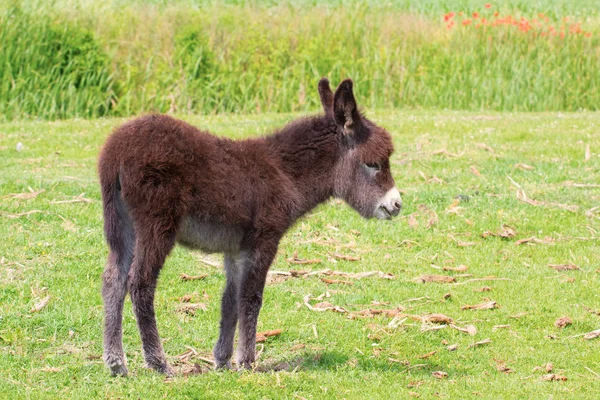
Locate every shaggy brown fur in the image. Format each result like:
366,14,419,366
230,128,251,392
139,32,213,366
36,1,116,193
98,78,402,376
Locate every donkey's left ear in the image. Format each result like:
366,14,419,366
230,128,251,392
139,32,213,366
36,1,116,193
333,79,369,143
318,77,334,118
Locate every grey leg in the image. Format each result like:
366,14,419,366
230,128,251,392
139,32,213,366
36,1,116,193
236,244,278,369
102,251,130,376
128,232,176,376
213,254,243,369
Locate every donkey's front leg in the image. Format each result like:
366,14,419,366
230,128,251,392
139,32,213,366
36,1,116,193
213,254,242,369
236,244,278,369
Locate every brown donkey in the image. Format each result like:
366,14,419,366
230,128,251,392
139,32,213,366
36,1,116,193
98,78,402,376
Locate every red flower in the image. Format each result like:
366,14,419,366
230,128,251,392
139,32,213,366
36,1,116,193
473,12,480,19
494,11,499,17
463,19,472,26
485,3,492,8
444,12,455,22
585,32,593,37
569,22,582,34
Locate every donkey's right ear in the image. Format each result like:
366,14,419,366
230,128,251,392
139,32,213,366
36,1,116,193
318,77,334,118
333,79,368,144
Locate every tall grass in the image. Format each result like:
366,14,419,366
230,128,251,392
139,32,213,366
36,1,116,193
0,5,117,119
0,0,599,120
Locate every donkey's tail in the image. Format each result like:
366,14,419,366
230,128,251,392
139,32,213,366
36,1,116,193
99,153,135,270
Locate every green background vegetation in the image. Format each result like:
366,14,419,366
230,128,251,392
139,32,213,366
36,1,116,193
1,0,600,119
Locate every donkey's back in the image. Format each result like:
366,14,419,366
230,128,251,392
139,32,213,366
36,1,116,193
100,114,300,250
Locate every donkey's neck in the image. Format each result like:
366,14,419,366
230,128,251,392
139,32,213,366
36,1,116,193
266,115,342,217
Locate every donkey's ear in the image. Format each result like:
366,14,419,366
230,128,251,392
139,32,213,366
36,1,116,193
333,79,368,143
318,77,334,118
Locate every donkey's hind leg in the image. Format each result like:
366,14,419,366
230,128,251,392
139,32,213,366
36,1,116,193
101,178,135,376
103,250,132,376
128,225,177,376
213,253,243,369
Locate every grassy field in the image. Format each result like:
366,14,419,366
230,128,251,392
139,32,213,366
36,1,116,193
2,0,600,119
1,109,599,399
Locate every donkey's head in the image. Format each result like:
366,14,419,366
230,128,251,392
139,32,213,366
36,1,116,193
319,78,402,220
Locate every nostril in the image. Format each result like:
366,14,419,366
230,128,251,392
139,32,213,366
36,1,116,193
386,201,402,217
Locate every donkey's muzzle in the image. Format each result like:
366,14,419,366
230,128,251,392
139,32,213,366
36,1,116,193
383,200,402,217
375,187,402,220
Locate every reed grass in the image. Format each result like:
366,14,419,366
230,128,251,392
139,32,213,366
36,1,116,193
1,0,599,120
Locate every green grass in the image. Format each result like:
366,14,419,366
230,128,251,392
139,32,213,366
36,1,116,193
1,0,600,119
1,110,599,399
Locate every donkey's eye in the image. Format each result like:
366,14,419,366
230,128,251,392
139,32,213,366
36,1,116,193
365,162,381,171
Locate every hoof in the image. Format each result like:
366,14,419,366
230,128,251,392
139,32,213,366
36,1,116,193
104,353,128,377
214,360,233,370
235,358,255,371
147,361,175,377
163,365,176,378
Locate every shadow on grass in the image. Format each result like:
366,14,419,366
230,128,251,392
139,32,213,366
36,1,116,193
171,348,461,378
255,349,454,377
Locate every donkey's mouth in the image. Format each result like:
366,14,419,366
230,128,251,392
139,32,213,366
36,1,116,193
374,206,394,220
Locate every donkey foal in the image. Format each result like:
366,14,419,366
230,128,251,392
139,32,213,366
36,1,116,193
98,78,402,376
